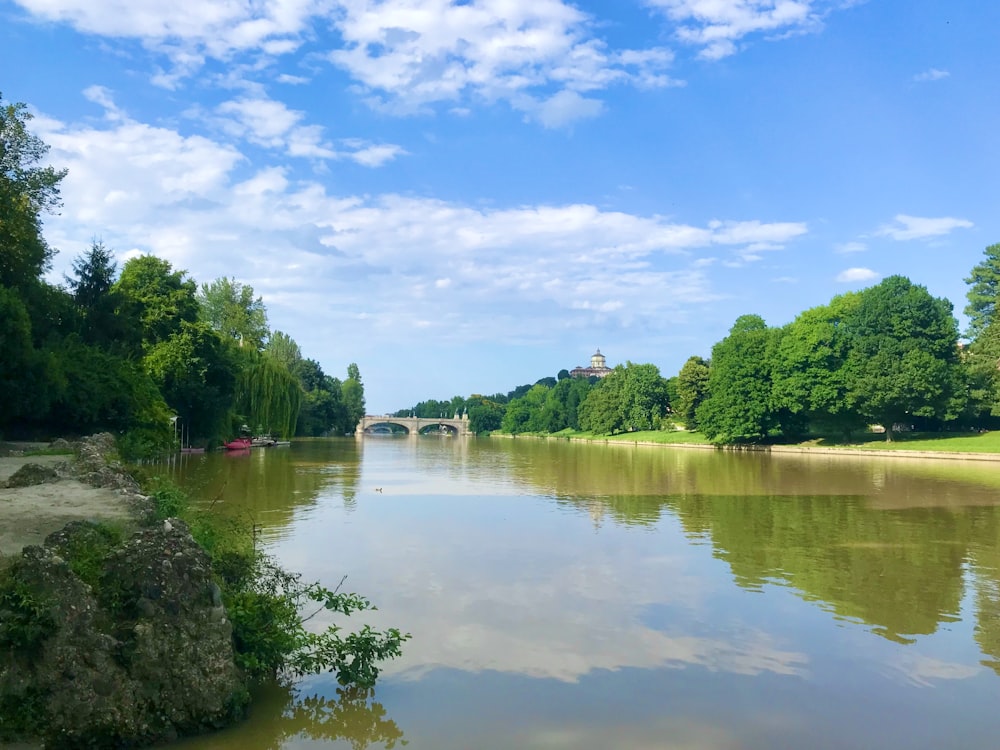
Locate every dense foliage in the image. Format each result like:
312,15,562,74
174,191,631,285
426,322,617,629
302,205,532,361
0,93,365,450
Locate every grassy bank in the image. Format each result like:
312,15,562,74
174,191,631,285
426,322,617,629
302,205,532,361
544,428,712,445
802,431,1000,453
497,428,1000,454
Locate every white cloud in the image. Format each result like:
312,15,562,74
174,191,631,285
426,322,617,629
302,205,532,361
530,90,605,129
11,0,679,123
207,94,406,164
217,96,303,144
644,0,839,59
834,240,866,254
276,73,310,85
36,107,809,351
289,506,810,684
913,68,950,83
326,0,679,124
10,0,323,62
874,214,974,241
836,267,879,283
883,653,980,688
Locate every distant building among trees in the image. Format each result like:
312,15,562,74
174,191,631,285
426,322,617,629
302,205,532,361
570,349,613,379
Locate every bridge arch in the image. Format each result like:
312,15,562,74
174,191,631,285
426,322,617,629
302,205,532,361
362,420,411,435
357,414,472,437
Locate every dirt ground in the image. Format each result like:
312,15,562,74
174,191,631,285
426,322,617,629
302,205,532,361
0,453,132,560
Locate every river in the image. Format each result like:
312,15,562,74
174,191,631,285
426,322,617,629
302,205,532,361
167,437,1000,749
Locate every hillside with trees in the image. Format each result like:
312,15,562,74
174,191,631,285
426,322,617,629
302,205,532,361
397,262,1000,445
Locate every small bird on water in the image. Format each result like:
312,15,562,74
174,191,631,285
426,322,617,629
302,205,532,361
375,487,383,493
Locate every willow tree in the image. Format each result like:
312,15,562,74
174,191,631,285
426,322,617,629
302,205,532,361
234,352,303,438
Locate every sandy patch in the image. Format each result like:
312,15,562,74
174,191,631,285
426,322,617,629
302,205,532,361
0,454,132,559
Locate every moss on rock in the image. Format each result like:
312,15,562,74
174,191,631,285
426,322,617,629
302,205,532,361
0,519,249,747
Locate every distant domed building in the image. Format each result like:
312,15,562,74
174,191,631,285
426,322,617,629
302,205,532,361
570,349,613,379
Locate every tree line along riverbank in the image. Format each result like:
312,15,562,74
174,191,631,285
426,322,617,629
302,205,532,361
1,93,364,458
397,246,1000,447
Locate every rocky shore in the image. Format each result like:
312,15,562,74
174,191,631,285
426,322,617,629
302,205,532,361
0,436,145,560
0,435,249,747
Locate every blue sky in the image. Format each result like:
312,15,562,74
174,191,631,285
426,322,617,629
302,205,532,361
2,0,998,413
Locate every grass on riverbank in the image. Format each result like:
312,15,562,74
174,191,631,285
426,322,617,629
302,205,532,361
551,429,712,444
502,428,1000,453
808,430,1000,453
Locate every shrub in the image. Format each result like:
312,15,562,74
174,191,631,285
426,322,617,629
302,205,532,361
137,475,409,686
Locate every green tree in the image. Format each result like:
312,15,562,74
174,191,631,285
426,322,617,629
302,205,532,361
964,321,1000,422
115,255,198,349
0,285,52,425
538,377,594,432
696,315,779,444
198,276,269,350
65,240,123,346
563,377,592,431
964,243,1000,340
48,336,172,436
234,352,302,438
841,276,964,441
144,322,240,443
449,395,466,418
618,362,671,431
267,330,302,371
466,397,505,434
578,373,622,435
675,356,710,429
500,383,550,434
0,94,66,292
292,359,348,437
771,293,867,439
341,363,366,433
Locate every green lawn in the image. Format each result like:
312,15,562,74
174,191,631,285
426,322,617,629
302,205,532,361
499,428,1000,454
516,428,711,445
811,431,1000,453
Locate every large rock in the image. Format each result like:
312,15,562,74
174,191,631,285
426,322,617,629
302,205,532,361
74,433,140,494
0,519,248,747
3,463,61,489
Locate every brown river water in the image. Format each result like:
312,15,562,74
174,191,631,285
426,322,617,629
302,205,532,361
165,437,1000,750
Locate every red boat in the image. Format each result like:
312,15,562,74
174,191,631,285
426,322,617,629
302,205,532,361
223,437,252,450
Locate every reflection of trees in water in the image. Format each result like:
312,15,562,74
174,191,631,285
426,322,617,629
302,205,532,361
668,494,967,642
497,439,1000,654
968,513,1000,676
163,440,363,535
973,574,1000,676
246,682,406,750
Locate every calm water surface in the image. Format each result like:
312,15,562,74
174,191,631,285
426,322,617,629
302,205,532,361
169,438,1000,749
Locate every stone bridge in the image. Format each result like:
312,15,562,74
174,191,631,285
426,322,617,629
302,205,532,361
356,414,473,437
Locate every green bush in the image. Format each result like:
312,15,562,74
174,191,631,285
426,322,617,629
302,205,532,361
145,476,189,519
224,552,409,685
60,522,124,590
117,425,174,462
136,475,409,685
0,568,56,654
